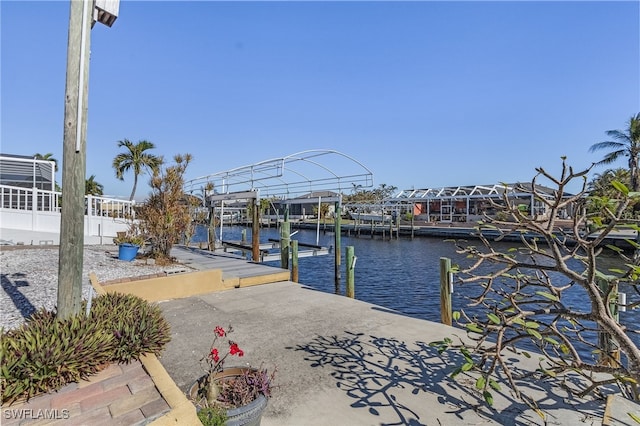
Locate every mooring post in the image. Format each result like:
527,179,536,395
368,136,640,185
208,206,216,251
280,207,290,270
598,278,620,365
440,257,453,326
346,246,355,298
411,213,415,239
334,200,342,295
241,229,246,243
291,240,299,283
252,197,260,262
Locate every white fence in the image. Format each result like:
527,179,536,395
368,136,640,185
0,185,134,243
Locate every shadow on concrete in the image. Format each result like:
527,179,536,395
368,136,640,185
291,331,606,426
1,273,36,321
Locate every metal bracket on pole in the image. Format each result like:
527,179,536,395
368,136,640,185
619,292,627,312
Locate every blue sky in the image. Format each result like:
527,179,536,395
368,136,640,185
2,1,639,200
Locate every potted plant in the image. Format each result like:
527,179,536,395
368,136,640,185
188,325,276,426
113,232,145,261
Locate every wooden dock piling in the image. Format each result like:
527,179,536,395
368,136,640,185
440,257,453,326
291,240,299,283
346,246,355,298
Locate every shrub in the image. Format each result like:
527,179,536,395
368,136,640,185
88,293,171,363
136,154,193,260
1,293,171,404
1,310,115,404
431,160,640,411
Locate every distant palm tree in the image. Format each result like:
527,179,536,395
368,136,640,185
112,139,163,201
589,112,640,191
33,152,58,172
85,175,104,196
588,168,630,197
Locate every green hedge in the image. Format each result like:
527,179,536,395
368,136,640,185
1,293,171,405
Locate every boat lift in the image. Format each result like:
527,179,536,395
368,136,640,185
184,149,373,264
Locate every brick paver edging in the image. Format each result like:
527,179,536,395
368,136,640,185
139,353,200,425
1,361,171,426
89,273,200,426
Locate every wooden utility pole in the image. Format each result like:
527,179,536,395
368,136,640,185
57,0,93,319
57,0,118,319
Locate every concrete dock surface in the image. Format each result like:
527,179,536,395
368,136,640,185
0,237,624,425
157,278,609,426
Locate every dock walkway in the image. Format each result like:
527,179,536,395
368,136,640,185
170,246,290,286
157,247,614,426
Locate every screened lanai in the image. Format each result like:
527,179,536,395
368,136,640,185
0,154,55,190
344,183,574,224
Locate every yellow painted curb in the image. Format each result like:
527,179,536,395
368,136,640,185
140,353,200,426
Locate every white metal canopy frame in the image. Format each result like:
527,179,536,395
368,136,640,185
183,149,374,202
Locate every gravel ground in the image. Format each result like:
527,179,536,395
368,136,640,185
0,245,173,330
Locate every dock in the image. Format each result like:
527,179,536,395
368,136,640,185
220,239,331,262
170,245,291,286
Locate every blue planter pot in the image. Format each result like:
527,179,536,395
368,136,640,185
118,243,139,261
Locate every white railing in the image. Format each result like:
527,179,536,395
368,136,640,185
0,184,135,239
0,184,60,211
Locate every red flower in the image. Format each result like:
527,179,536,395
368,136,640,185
229,342,244,357
214,326,226,337
209,347,220,363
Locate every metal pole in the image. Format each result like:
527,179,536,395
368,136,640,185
316,196,321,245
219,200,224,243
58,0,92,319
334,200,342,294
252,196,260,261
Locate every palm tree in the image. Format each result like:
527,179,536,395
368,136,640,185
589,112,640,191
85,175,104,196
33,152,58,172
587,168,630,198
112,139,163,201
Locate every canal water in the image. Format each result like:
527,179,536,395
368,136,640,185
193,225,639,352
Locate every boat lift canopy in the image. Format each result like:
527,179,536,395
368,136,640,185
184,149,374,202
183,149,374,257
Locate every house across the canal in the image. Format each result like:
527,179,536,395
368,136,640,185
344,183,576,225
